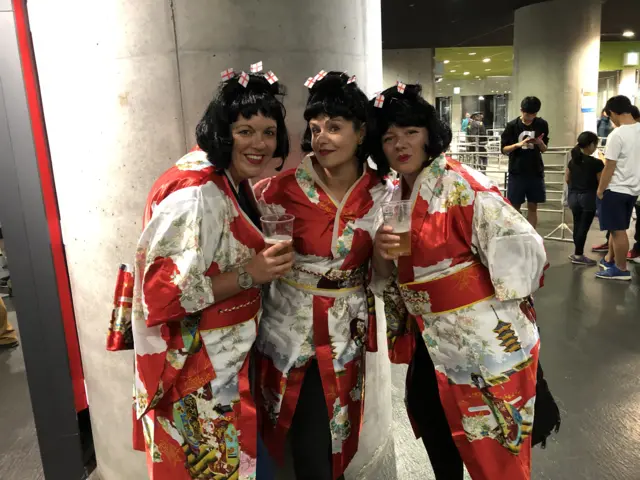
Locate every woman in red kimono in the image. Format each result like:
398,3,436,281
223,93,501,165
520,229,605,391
107,67,294,480
253,72,393,480
369,84,547,480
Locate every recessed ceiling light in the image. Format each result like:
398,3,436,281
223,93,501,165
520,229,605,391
479,96,485,100
623,30,635,38
463,72,470,75
483,58,491,63
469,52,477,56
443,60,450,64
450,70,457,73
485,68,492,71
476,76,481,79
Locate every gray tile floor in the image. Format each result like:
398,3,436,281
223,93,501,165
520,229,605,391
2,228,639,480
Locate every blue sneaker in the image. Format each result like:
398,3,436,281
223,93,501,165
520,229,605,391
595,265,632,281
599,258,615,270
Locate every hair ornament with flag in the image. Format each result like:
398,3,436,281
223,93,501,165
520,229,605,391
347,75,357,84
374,93,385,108
220,67,235,81
396,80,406,94
250,61,263,73
304,69,328,89
265,70,278,85
238,71,250,88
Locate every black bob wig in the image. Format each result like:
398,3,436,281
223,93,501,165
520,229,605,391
368,83,452,177
301,71,374,172
196,72,290,172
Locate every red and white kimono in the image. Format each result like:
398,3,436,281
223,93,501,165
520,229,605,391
380,155,547,480
253,154,393,479
109,150,264,480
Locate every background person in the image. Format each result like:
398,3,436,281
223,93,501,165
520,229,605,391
467,111,488,171
0,297,18,349
595,95,640,281
597,108,613,146
564,131,603,265
501,96,550,229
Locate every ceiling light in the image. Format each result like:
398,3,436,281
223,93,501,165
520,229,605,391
476,76,481,79
485,68,491,71
443,60,450,64
450,70,457,73
469,52,477,56
483,58,491,63
623,30,635,38
463,72,470,75
479,96,485,100
454,87,461,94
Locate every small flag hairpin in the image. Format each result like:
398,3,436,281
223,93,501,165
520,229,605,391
220,68,235,81
347,75,357,84
304,69,328,88
396,81,406,94
238,71,250,88
265,71,278,85
250,61,263,73
374,93,385,108
313,70,327,82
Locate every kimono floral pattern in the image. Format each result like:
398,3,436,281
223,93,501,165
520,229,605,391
388,155,547,480
253,154,394,478
129,150,264,480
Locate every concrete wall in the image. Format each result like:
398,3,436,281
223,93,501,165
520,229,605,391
383,48,435,103
27,1,393,479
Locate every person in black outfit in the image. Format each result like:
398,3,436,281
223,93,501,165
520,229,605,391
467,112,488,172
501,96,550,229
564,131,603,265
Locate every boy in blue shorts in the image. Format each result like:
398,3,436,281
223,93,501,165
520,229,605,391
596,95,640,281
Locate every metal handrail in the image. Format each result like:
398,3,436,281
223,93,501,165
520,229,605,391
448,147,575,243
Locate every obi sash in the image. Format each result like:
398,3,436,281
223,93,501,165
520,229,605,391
400,262,495,315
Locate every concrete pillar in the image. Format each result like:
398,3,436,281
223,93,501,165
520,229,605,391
383,48,435,103
25,1,394,479
511,0,602,149
451,93,463,133
618,67,639,104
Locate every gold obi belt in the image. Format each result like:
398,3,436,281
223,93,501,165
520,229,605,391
281,263,367,297
399,262,495,315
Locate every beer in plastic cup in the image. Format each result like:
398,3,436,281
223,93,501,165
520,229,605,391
260,214,295,256
382,201,412,257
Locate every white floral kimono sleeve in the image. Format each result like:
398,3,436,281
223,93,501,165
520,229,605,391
471,191,547,301
137,183,224,327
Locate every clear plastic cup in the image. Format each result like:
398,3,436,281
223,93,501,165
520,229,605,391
260,213,295,255
382,201,412,256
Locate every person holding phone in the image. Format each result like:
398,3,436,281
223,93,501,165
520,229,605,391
501,96,550,229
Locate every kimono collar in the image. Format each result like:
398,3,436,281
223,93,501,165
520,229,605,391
297,154,370,206
403,154,448,201
224,169,239,193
